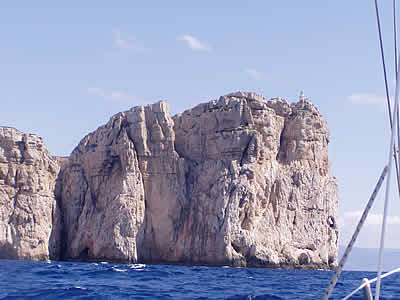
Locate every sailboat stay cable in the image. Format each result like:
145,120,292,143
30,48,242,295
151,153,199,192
322,166,388,300
343,266,400,300
394,0,400,202
375,56,400,300
324,2,400,299
394,0,398,77
374,0,394,127
374,0,400,200
368,2,400,299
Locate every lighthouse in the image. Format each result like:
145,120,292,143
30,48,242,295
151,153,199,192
299,90,305,101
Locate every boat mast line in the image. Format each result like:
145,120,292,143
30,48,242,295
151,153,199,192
325,2,400,299
375,0,400,297
394,0,400,203
375,51,400,300
343,267,400,300
375,0,394,128
374,0,400,200
322,166,388,300
394,0,398,79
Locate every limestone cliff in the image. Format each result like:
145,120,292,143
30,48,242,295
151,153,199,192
169,92,338,268
60,112,145,262
0,127,61,260
0,92,338,269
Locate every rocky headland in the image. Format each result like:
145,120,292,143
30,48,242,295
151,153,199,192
0,92,338,269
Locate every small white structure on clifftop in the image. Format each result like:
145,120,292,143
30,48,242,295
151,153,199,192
299,90,312,103
299,90,305,101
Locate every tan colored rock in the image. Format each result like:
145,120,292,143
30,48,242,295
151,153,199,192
166,92,338,268
0,127,61,260
59,93,337,268
60,111,146,262
0,92,338,269
125,103,186,262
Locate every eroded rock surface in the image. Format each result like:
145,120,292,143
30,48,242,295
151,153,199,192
60,112,146,262
0,92,338,269
0,127,61,260
166,92,338,268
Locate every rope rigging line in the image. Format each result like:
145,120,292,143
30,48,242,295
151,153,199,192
376,73,400,299
374,0,394,127
394,0,398,77
374,0,400,205
374,0,400,298
343,267,400,300
375,55,400,300
394,0,400,201
322,166,388,300
324,2,400,299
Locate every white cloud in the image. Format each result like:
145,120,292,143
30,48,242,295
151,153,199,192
244,68,263,80
343,210,400,226
113,30,147,52
110,91,124,100
177,35,210,51
347,93,390,109
340,210,400,249
87,87,146,104
87,87,106,97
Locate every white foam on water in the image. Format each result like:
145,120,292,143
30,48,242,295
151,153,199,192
100,262,109,264
129,264,146,269
112,267,127,272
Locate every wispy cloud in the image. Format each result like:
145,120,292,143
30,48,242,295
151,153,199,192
177,34,210,52
339,210,400,248
87,87,106,97
343,210,400,226
244,68,263,80
87,87,146,104
113,29,147,52
347,93,389,109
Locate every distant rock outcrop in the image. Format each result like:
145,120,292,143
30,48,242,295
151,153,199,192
0,92,338,269
0,127,61,260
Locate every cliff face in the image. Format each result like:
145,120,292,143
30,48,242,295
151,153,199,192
0,127,61,260
60,111,145,262
0,92,338,269
145,92,338,268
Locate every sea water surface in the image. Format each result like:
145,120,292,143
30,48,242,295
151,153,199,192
0,260,399,299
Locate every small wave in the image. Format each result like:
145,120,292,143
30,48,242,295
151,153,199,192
226,294,284,300
100,262,109,264
112,267,127,273
129,264,146,269
4,261,395,299
73,286,88,290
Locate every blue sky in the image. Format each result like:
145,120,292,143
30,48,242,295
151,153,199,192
1,1,400,251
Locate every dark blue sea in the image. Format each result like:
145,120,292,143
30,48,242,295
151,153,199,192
0,260,399,299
